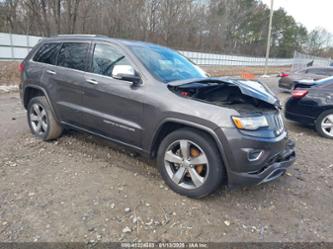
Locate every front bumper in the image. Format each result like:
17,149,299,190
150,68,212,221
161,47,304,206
229,140,295,186
215,127,296,186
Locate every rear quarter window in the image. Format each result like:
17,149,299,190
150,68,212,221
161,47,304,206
57,42,90,71
33,43,62,65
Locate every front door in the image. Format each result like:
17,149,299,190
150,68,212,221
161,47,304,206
81,43,144,149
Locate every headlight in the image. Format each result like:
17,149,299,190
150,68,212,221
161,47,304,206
232,116,269,130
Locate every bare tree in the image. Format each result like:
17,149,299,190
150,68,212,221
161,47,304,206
2,0,20,32
0,0,325,57
306,27,332,56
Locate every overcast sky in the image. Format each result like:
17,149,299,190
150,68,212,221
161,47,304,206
261,0,333,34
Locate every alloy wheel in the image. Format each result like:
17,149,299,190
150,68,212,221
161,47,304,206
29,103,48,136
321,114,333,137
164,139,209,190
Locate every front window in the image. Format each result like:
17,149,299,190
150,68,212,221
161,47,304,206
130,45,207,83
92,43,131,77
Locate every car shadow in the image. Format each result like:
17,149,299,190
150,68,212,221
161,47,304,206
60,129,160,177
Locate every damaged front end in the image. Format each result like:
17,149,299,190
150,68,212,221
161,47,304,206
168,77,295,186
168,77,284,138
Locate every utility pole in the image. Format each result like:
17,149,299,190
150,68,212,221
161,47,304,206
264,0,274,76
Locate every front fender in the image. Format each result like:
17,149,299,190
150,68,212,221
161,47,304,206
149,117,231,173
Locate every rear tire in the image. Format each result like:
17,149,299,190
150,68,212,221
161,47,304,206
157,128,225,198
315,110,333,139
27,96,63,141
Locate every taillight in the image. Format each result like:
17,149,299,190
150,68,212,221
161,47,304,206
279,73,289,77
292,89,308,99
19,63,25,73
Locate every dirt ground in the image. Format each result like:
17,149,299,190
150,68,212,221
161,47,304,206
0,78,332,243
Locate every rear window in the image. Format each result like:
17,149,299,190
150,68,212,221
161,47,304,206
324,69,333,76
306,68,319,74
307,68,330,75
57,42,89,71
33,43,61,65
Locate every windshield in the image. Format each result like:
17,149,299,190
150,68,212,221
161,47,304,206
130,45,207,83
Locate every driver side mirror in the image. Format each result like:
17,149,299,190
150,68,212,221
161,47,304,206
112,65,142,86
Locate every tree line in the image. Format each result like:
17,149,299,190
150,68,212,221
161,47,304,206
0,0,332,58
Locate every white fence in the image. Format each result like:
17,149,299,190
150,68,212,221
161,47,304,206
0,32,294,66
179,51,293,66
0,32,331,69
0,33,41,60
291,51,332,72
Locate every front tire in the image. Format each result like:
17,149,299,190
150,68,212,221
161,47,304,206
27,96,63,141
157,128,225,198
315,110,333,139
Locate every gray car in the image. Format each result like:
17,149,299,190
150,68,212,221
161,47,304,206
19,35,295,198
279,66,333,91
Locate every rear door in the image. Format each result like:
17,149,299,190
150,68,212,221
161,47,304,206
299,82,333,118
49,41,91,126
81,42,144,149
317,82,333,105
30,42,62,104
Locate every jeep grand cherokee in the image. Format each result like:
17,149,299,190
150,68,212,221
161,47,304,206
19,35,296,198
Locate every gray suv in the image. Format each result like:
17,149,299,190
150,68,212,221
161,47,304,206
19,35,295,198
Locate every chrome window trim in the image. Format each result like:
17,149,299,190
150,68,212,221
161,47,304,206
29,39,147,86
30,40,92,72
84,71,136,86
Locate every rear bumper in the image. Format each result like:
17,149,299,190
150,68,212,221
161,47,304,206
215,127,296,187
278,79,293,90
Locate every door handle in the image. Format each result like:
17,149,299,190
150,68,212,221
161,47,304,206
46,70,56,75
86,79,98,85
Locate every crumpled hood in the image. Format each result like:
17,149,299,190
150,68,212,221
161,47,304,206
168,77,280,107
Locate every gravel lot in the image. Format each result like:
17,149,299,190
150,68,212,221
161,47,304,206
0,78,332,243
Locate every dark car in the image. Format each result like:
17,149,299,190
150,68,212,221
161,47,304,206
285,77,333,139
278,66,333,91
19,35,295,198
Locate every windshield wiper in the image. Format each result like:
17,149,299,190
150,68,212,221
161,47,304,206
103,56,125,74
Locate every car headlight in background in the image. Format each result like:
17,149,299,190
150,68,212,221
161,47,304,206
232,116,269,130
